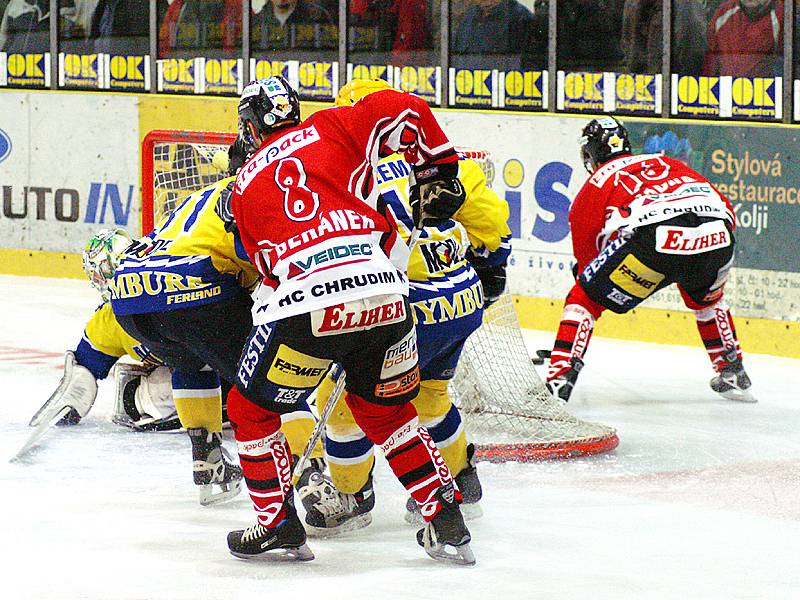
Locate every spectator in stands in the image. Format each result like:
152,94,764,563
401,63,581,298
621,0,661,73
0,0,52,53
703,0,784,78
251,0,335,51
452,0,546,70
159,0,241,57
90,0,149,55
558,0,625,72
621,0,707,75
349,0,429,63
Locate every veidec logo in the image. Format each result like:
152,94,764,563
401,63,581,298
0,182,134,225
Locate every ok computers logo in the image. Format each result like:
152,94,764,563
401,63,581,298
0,128,11,164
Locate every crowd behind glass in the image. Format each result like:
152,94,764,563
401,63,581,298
0,1,795,119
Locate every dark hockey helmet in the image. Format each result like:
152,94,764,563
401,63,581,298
580,116,632,173
238,76,301,151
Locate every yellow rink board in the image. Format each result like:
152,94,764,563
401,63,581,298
1,247,796,359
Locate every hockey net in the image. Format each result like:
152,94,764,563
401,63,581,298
141,130,619,462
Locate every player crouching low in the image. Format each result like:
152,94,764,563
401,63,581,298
545,116,754,403
297,78,512,536
224,76,475,565
28,227,243,505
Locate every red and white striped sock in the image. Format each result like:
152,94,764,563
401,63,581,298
381,418,461,522
235,430,293,528
693,300,742,372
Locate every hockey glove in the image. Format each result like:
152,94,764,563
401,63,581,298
227,136,252,176
215,180,238,233
409,162,466,227
466,248,507,307
475,262,506,307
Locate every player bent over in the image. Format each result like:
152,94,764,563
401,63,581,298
101,156,327,503
300,78,512,535
225,76,474,564
545,116,754,403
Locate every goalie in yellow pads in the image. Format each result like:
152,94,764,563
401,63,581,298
301,79,512,534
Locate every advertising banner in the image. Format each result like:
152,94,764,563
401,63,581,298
347,63,392,83
558,71,661,114
202,58,243,95
499,70,546,111
297,61,337,100
434,110,800,321
106,55,150,91
251,58,294,82
446,68,548,110
393,65,440,105
0,92,140,254
0,52,50,87
449,68,498,108
59,53,104,89
672,75,782,120
157,58,202,94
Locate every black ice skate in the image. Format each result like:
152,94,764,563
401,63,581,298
416,482,475,566
710,353,756,403
405,444,483,525
227,504,314,562
188,428,243,506
297,462,374,538
545,356,584,402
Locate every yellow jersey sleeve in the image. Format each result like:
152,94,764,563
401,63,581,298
453,159,511,253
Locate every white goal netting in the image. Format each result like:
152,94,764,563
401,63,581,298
142,130,619,461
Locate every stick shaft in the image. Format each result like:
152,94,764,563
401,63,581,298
291,364,346,485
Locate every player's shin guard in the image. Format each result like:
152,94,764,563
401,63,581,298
691,300,742,372
547,294,600,401
235,429,293,528
380,415,461,522
228,388,291,527
691,300,755,402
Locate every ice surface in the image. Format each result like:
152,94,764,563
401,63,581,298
1,275,798,600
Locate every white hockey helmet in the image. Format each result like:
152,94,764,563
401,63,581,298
82,228,134,301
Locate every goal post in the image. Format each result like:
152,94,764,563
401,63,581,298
141,129,619,462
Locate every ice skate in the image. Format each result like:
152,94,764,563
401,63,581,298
545,356,584,402
416,482,475,566
405,444,483,524
188,428,243,506
710,355,756,403
297,463,374,538
228,505,314,562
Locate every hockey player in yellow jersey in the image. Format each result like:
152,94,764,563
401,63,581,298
30,150,326,506
303,78,512,533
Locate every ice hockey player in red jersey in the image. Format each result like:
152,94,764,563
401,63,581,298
224,76,475,565
546,116,755,404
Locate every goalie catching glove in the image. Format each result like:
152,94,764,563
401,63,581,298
409,162,466,227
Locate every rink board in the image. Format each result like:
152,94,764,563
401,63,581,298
0,89,797,356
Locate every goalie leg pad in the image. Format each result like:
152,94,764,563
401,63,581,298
30,351,98,427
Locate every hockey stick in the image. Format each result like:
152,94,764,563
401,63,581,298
407,227,422,251
291,363,346,486
9,405,73,462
